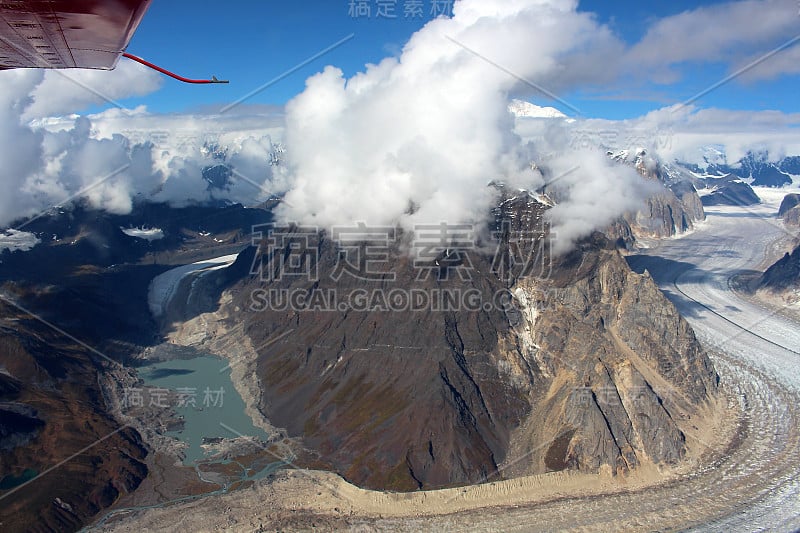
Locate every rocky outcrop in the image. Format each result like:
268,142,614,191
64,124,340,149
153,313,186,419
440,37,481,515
605,150,705,244
779,194,800,226
505,235,716,475
701,181,761,206
762,194,800,292
779,194,800,215
627,189,698,237
229,193,719,490
784,208,800,227
760,243,800,292
670,179,705,221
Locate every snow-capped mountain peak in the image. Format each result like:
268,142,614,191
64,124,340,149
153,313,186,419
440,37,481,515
508,99,567,119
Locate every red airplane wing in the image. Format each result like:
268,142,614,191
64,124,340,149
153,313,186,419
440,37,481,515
0,0,152,70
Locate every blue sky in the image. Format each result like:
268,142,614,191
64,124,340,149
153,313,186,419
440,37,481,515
125,1,433,114
113,0,800,120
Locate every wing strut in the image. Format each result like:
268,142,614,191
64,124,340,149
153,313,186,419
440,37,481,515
122,52,229,84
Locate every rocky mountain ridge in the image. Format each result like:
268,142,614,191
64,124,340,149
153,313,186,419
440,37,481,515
216,191,720,491
604,149,705,246
779,193,800,226
760,242,800,294
678,150,796,188
700,180,761,207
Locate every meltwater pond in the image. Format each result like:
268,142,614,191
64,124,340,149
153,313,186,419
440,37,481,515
139,353,268,464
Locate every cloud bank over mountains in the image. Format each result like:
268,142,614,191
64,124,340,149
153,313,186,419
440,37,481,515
0,65,283,228
273,0,649,245
1,0,798,252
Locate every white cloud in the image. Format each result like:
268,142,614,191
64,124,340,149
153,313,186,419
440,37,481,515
22,60,163,120
625,105,800,163
625,0,800,84
274,0,649,250
121,227,164,241
1,0,798,255
513,103,800,169
0,70,46,224
544,150,661,254
0,70,281,228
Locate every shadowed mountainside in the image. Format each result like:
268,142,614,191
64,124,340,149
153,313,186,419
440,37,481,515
0,201,272,532
761,242,800,293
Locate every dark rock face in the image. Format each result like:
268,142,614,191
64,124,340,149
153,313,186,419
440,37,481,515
701,181,761,207
0,402,44,451
239,203,537,490
696,152,792,187
233,195,718,490
669,179,705,222
203,164,234,191
738,153,792,187
761,243,800,291
778,194,800,226
779,194,800,216
780,156,800,175
630,190,697,237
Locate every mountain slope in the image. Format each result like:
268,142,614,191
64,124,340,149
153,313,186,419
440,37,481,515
760,242,800,293
220,193,719,490
0,201,274,531
0,301,148,532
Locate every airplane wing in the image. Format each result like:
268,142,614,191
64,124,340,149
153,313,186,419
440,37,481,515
0,0,152,70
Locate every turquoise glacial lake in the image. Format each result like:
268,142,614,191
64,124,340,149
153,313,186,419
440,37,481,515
139,353,268,464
